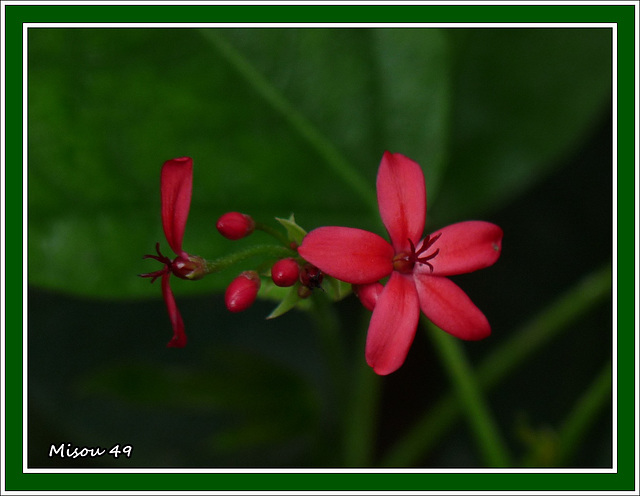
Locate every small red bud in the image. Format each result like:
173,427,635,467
225,271,261,312
216,212,255,240
353,282,384,311
271,258,300,287
299,263,323,290
171,255,207,280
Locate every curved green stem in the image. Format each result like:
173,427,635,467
204,244,293,274
308,292,350,464
199,29,378,215
342,313,381,467
555,361,612,466
380,263,612,467
254,221,291,247
428,320,511,467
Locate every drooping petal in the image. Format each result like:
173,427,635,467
365,272,420,375
414,274,490,340
376,151,426,253
419,221,503,277
161,272,187,348
298,226,394,284
161,157,193,256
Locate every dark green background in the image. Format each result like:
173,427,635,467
26,27,613,469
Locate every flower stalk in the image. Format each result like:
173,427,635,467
428,319,511,467
379,263,612,467
204,244,295,274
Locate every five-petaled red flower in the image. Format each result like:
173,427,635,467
140,157,205,348
298,152,503,375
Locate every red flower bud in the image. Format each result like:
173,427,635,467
216,212,255,240
271,258,300,287
171,254,207,281
225,271,261,312
353,282,384,311
299,263,323,289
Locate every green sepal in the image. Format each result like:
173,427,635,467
323,276,352,302
266,285,306,319
275,214,307,246
258,278,310,319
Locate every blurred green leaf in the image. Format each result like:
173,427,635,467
76,346,320,463
77,350,317,415
28,28,610,299
431,28,612,225
28,28,451,298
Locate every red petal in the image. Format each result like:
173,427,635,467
418,221,503,277
365,272,420,375
161,157,193,256
376,152,426,253
161,272,187,348
414,274,490,340
298,227,394,284
353,282,385,311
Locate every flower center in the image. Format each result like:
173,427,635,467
392,233,441,274
139,243,206,282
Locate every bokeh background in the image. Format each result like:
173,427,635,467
27,28,612,468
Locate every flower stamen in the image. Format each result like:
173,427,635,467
139,242,172,283
393,234,441,274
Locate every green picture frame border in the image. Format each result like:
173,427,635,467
3,0,636,493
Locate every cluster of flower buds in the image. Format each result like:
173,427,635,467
143,152,504,376
215,211,328,317
141,157,346,349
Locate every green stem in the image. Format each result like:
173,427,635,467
428,320,511,467
555,361,612,466
310,293,347,393
308,293,350,464
204,244,293,274
380,263,612,467
254,221,291,247
477,263,612,391
342,314,381,467
199,29,378,215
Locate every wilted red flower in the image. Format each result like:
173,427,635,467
298,152,503,375
140,157,205,348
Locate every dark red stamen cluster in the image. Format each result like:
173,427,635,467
139,242,171,283
392,233,442,274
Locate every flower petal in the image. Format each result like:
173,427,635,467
414,274,490,340
161,272,187,348
420,221,503,277
377,151,426,253
161,157,193,256
353,282,385,311
298,226,394,284
365,272,420,375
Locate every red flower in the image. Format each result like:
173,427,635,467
140,157,205,348
298,152,503,375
